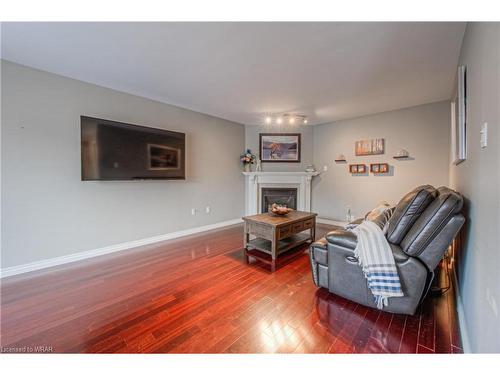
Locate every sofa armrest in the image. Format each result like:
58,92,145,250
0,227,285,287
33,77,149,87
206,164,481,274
311,237,328,250
325,228,358,250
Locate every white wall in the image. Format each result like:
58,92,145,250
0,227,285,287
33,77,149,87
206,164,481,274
1,61,245,268
312,101,451,220
449,23,500,353
245,124,313,172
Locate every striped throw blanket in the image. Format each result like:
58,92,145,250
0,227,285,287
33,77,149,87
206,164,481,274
351,220,404,309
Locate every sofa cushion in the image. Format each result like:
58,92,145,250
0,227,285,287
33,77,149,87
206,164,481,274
365,202,391,221
368,206,395,232
386,185,437,245
400,187,463,256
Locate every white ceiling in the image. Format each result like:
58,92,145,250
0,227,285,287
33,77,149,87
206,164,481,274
1,22,466,125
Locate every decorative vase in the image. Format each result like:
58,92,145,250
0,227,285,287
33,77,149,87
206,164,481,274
244,163,251,172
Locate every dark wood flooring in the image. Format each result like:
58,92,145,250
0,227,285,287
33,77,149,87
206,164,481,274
0,224,462,353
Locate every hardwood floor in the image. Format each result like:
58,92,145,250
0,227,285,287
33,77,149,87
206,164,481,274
0,224,462,353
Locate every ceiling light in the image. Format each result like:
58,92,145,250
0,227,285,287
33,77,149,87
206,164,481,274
263,113,308,125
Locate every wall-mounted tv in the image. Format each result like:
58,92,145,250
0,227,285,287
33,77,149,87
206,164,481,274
81,116,186,180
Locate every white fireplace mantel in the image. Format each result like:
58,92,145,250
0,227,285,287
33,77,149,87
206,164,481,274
242,171,320,215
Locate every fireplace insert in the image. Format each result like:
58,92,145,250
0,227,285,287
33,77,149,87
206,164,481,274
261,187,298,213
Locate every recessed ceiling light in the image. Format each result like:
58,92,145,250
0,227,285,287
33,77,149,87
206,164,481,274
303,119,308,124
289,117,295,124
276,117,283,124
265,116,272,124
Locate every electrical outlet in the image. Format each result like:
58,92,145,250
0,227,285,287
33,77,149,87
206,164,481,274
205,206,211,214
191,208,197,216
480,122,488,149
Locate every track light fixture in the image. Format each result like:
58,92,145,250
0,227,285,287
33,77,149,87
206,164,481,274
263,113,308,125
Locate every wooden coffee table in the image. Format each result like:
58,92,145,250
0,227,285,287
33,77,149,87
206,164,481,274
242,210,317,271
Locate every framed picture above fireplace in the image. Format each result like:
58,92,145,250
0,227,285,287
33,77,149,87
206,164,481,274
259,133,301,162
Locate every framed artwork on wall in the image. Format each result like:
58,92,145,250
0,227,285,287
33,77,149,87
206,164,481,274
355,138,385,156
370,163,389,174
451,65,467,165
349,164,366,174
259,133,301,162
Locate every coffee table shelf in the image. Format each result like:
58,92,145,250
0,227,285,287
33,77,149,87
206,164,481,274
242,210,317,272
246,233,311,256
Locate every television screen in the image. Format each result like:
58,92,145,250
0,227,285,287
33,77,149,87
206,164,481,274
81,116,186,180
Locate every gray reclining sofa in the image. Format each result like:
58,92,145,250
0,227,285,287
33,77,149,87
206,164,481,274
309,185,465,315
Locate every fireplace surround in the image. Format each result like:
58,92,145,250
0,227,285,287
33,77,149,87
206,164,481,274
242,171,320,216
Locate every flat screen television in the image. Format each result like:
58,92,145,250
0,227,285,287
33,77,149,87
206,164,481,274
81,116,186,180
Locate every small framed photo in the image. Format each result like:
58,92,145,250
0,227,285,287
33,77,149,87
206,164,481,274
259,133,301,162
370,163,389,174
350,164,366,174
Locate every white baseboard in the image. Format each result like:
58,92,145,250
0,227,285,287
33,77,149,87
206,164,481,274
0,218,243,279
452,269,471,353
316,217,348,227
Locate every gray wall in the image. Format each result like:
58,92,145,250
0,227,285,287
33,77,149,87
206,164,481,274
312,101,451,220
449,23,500,353
1,61,245,268
245,124,313,172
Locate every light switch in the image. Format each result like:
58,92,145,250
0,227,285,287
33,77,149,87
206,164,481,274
480,122,488,149
323,165,328,172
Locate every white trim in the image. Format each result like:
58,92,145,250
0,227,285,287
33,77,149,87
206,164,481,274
316,217,348,227
243,171,320,216
452,268,472,353
0,218,243,279
242,171,320,177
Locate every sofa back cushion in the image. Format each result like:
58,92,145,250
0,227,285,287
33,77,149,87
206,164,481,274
386,185,437,245
364,202,391,221
400,187,463,257
368,206,395,232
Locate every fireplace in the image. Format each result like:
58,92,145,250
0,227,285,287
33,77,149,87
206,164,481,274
243,171,319,216
261,187,298,213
